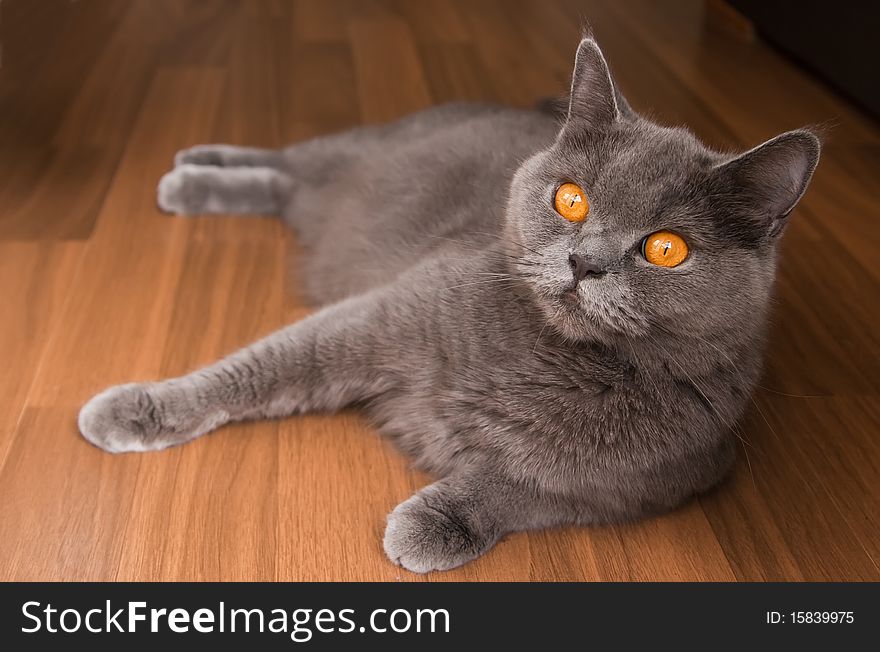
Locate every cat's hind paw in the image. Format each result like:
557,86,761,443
157,164,208,215
174,145,225,168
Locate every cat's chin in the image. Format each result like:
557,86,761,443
543,296,621,346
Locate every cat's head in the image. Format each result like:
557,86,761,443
507,38,820,348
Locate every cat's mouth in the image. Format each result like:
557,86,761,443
560,287,581,304
559,280,603,308
547,281,647,343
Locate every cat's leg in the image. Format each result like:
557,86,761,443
78,292,394,453
157,164,291,215
174,144,284,169
384,466,576,573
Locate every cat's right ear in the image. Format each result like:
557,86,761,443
565,38,620,131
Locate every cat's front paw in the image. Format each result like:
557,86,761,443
78,383,166,453
157,164,209,215
383,490,496,573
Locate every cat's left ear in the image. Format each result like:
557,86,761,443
714,129,821,237
565,38,619,130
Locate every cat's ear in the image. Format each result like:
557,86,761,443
565,38,619,130
714,129,820,237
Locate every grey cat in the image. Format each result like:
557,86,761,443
78,38,820,572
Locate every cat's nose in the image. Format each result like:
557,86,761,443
568,253,607,282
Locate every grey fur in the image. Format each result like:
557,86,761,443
80,38,820,572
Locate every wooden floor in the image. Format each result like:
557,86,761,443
0,0,878,581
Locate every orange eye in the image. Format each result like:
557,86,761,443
642,231,689,267
554,182,589,222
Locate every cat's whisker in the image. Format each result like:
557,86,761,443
533,307,561,353
653,323,824,399
620,327,665,409
423,233,544,262
504,240,544,257
735,423,757,491
405,238,542,268
649,323,789,451
442,279,524,290
428,256,540,268
642,331,756,454
748,397,783,444
754,386,825,399
466,230,544,257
